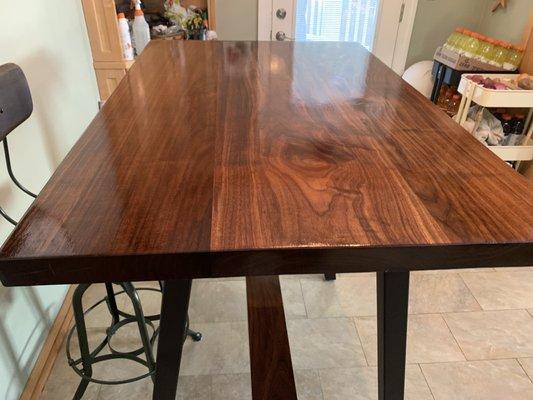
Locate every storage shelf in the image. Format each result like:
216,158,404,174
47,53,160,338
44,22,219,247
455,74,533,165
457,74,533,108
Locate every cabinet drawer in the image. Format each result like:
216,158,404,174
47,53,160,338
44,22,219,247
95,68,126,101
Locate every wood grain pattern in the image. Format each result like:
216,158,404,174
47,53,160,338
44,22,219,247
247,276,297,400
0,41,532,286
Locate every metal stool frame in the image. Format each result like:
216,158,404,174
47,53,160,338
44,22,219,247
67,282,202,400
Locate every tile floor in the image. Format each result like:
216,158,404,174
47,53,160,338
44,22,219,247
41,268,533,399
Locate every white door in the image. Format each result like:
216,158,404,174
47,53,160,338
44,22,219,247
258,0,418,75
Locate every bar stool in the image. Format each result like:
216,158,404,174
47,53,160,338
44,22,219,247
0,63,202,399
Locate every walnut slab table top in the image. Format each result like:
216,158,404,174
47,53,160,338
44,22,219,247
0,41,532,287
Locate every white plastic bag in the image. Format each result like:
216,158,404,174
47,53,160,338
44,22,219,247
461,106,504,146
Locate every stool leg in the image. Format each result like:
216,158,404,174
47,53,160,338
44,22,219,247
105,283,120,325
160,281,201,341
121,283,157,381
72,284,92,400
186,315,202,341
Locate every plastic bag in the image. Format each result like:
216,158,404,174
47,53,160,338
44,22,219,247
461,106,504,146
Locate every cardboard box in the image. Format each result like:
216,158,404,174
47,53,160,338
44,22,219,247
434,46,507,72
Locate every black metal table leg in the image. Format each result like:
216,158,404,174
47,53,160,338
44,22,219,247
377,271,410,400
152,279,192,400
324,273,336,281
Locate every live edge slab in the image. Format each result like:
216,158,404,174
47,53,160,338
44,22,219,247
0,41,532,400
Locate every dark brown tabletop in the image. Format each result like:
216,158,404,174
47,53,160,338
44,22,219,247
0,40,532,286
2,41,532,400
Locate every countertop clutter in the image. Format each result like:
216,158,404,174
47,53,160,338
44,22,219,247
81,0,216,101
432,26,533,170
117,0,215,59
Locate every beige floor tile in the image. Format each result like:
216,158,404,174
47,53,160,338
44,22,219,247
319,364,432,400
189,280,247,323
294,369,324,400
40,342,101,400
116,282,162,318
98,374,217,400
199,277,246,282
413,268,495,275
493,266,533,273
118,280,248,324
300,275,377,318
528,309,533,317
421,359,533,400
177,375,212,400
96,358,154,400
518,358,533,382
355,314,465,366
409,273,480,314
287,318,367,369
280,277,308,319
461,271,533,310
444,310,533,360
281,274,328,280
180,321,250,376
211,373,251,400
335,273,376,278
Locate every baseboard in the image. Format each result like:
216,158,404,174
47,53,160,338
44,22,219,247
19,285,75,400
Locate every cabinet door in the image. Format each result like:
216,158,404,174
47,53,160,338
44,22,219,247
82,0,123,62
95,69,126,101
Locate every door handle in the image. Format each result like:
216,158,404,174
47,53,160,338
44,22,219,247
276,8,287,19
275,31,286,41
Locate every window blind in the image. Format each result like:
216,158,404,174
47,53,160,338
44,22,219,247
295,0,379,50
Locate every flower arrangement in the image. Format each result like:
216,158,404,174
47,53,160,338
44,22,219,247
184,13,204,32
163,0,188,28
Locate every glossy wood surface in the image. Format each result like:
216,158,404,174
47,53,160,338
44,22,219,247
0,41,532,285
246,276,297,400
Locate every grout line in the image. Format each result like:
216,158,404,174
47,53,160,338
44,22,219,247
440,314,469,362
457,272,484,311
297,278,309,319
517,358,533,385
416,357,528,366
416,363,436,400
351,316,370,367
310,369,326,400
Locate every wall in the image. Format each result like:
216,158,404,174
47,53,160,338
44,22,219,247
0,1,99,399
215,0,258,40
405,0,486,68
406,0,533,68
478,0,532,45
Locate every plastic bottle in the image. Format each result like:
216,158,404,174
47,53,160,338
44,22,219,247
460,30,478,57
117,13,134,61
442,89,454,114
472,33,485,59
454,28,468,54
445,28,463,53
479,37,496,64
501,114,514,145
501,42,515,71
447,94,462,117
132,1,150,55
492,41,508,68
437,85,449,110
507,114,525,146
506,46,524,71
